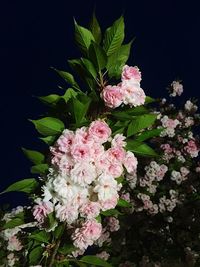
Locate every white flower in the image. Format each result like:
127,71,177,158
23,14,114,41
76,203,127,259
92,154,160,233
55,203,79,224
94,173,120,201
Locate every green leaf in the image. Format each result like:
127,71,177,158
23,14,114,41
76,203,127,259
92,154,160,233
46,212,57,231
74,20,95,55
101,208,122,216
89,13,102,44
22,148,45,165
53,68,80,89
29,246,43,265
117,198,132,208
135,128,164,142
39,94,60,105
58,244,76,255
72,96,91,124
129,143,158,157
80,256,112,267
107,41,133,78
127,114,157,137
54,224,65,239
39,135,56,145
103,16,125,56
3,217,24,229
62,88,78,103
89,42,107,71
145,96,156,104
29,231,50,244
31,164,49,174
30,117,65,136
81,58,97,79
0,178,38,195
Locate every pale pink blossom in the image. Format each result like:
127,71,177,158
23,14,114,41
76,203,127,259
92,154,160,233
123,151,138,174
33,200,53,224
70,162,97,185
80,201,101,219
55,203,78,224
184,140,199,158
170,81,183,97
121,79,146,107
88,120,111,144
72,219,102,250
56,129,74,152
100,196,118,211
106,161,124,178
7,236,23,251
121,65,141,82
101,85,123,108
71,144,91,161
107,147,126,162
111,134,126,148
96,251,110,260
107,217,120,232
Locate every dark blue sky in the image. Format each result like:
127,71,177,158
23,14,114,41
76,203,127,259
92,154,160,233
0,0,199,206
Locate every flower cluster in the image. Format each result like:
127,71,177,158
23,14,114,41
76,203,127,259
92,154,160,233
101,65,146,108
33,120,137,251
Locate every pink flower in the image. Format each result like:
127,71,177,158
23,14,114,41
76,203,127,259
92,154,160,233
123,151,138,174
56,129,74,153
33,200,53,224
106,161,124,178
101,85,123,108
70,162,97,185
71,144,91,161
111,134,126,148
75,127,92,145
107,217,120,232
107,147,126,162
88,120,111,144
121,65,141,82
170,81,183,97
72,219,102,250
55,203,78,224
80,201,101,219
184,140,199,158
121,79,146,107
96,251,110,260
100,196,118,211
8,236,23,251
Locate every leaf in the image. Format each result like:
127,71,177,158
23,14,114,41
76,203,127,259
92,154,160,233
127,114,157,137
54,224,65,239
101,208,122,216
89,42,107,71
3,217,24,229
129,143,158,157
145,96,156,104
117,198,132,208
89,12,102,44
58,244,76,255
46,212,57,231
31,164,49,174
72,96,91,124
39,135,56,145
80,255,112,267
103,16,125,56
74,20,95,55
53,68,80,89
22,148,45,165
81,58,97,79
135,128,164,142
29,231,50,244
30,117,65,136
29,246,43,265
39,94,60,105
0,178,38,195
107,41,133,78
62,88,77,103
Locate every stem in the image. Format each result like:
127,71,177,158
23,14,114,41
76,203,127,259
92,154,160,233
48,239,61,267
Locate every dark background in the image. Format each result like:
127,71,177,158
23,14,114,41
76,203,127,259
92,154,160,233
0,0,199,206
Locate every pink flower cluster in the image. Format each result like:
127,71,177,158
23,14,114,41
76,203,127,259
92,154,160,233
33,120,137,251
160,115,180,137
170,81,183,97
101,65,146,108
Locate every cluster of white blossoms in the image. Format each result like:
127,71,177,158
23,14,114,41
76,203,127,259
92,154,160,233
33,120,138,250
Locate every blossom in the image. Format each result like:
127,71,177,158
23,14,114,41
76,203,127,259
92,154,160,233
121,79,146,107
33,200,53,224
184,140,199,158
101,85,123,108
170,81,183,97
96,251,110,260
55,203,78,224
107,217,120,232
7,236,23,251
123,151,138,174
111,134,127,148
121,65,141,82
80,201,101,219
72,219,102,250
88,120,111,144
56,129,75,152
185,100,198,112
